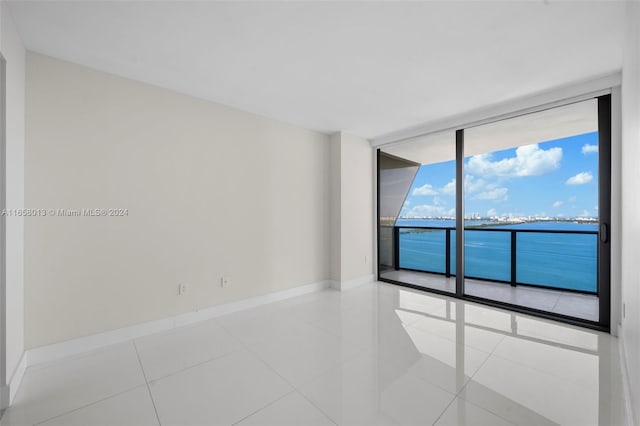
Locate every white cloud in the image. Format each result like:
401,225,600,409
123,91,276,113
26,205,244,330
412,183,438,196
582,144,598,155
466,144,562,178
441,178,456,196
473,187,508,201
594,206,598,211
487,208,498,216
579,210,591,217
406,204,447,217
440,175,495,196
465,175,492,193
566,171,593,185
568,196,577,202
552,201,563,208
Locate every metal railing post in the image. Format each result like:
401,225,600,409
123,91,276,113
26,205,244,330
510,231,517,286
445,228,451,277
393,226,400,271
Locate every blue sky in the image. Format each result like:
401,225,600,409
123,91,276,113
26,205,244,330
400,132,599,219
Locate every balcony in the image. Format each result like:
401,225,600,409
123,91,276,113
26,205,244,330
379,225,599,322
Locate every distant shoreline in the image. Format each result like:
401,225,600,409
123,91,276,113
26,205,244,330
398,217,598,224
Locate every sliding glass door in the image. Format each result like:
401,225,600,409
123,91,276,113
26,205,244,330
377,95,611,330
462,97,609,327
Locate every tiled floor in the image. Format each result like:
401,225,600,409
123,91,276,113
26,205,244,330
2,282,628,426
381,269,599,321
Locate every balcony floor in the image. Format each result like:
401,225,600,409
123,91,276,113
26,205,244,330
380,269,599,322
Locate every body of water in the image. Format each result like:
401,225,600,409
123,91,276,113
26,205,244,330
396,219,598,293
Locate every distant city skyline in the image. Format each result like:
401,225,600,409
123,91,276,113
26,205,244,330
399,132,599,219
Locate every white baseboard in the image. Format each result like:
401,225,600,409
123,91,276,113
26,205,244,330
619,335,638,426
23,279,332,370
330,274,375,291
8,353,27,404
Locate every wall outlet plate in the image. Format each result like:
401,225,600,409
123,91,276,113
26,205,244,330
178,283,187,295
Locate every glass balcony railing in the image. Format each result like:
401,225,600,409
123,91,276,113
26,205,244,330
395,226,598,294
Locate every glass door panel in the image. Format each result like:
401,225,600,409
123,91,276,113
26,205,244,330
379,131,457,294
462,98,605,324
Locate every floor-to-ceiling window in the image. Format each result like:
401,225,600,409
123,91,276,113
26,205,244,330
379,131,456,294
377,95,611,330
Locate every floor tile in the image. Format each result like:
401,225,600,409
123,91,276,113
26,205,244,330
218,309,307,347
135,319,241,381
149,349,292,426
291,296,425,355
434,397,515,426
2,343,145,426
246,320,362,387
460,354,625,426
491,335,605,392
235,391,335,426
3,282,629,426
397,324,491,393
299,351,455,426
515,315,600,350
37,386,158,426
410,310,506,353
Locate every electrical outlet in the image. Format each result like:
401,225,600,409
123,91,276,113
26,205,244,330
623,303,626,319
178,283,187,296
220,276,229,288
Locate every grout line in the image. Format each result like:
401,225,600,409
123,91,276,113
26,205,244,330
219,333,303,425
131,325,246,384
430,393,458,426
453,346,520,426
218,306,341,426
452,354,515,426
293,390,339,426
146,350,239,384
451,328,506,400
457,351,493,398
229,388,339,426
230,390,294,426
30,342,152,426
133,341,162,426
31,383,147,426
452,396,518,426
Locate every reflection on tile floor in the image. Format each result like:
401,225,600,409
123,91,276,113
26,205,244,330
381,269,599,322
2,282,627,426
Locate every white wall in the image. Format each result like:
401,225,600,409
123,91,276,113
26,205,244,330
621,1,640,425
24,53,330,349
339,133,373,282
0,0,25,402
329,133,341,282
329,132,374,284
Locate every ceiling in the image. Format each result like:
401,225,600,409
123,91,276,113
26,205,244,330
7,1,625,139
